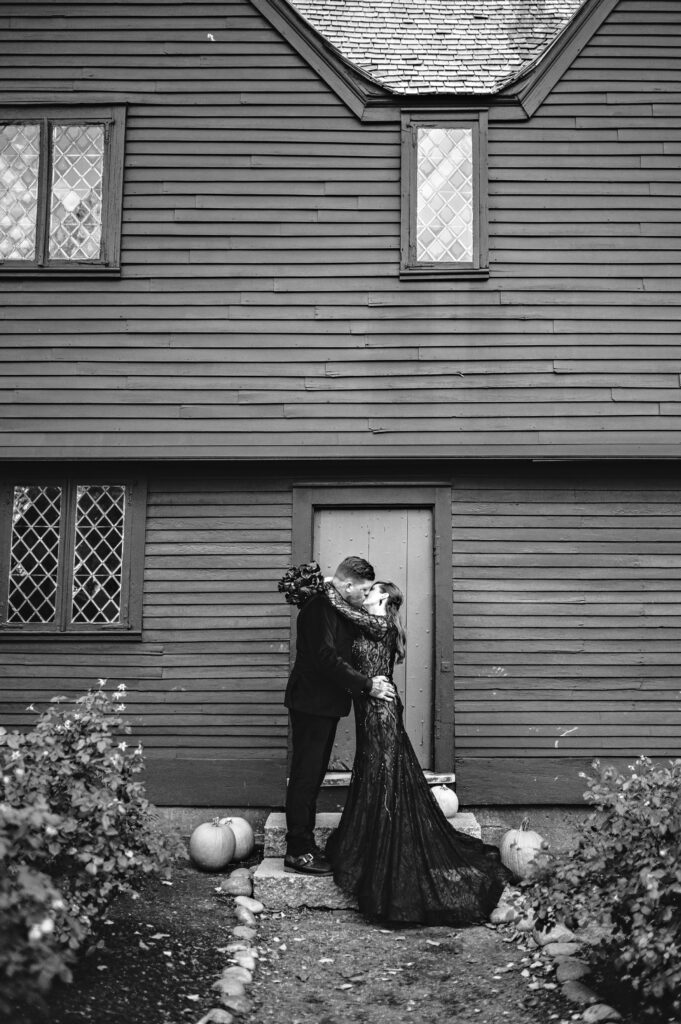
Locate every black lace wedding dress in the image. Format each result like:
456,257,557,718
323,585,511,926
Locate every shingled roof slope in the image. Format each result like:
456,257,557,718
287,0,586,95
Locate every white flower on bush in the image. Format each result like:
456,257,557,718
51,898,65,911
125,849,134,858
113,685,127,701
98,679,107,687
45,825,58,837
118,742,128,751
28,918,55,943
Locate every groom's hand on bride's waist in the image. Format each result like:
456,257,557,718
369,676,395,701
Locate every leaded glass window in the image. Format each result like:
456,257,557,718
0,124,40,261
401,112,488,278
0,106,125,273
7,486,62,623
417,127,473,263
1,479,145,634
49,125,104,260
72,485,125,624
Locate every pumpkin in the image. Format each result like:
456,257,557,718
431,784,459,818
499,817,547,879
189,818,236,871
219,816,255,860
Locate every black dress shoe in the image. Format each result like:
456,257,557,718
284,851,333,875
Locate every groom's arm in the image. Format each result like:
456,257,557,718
299,597,373,698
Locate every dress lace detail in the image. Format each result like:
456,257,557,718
325,618,511,925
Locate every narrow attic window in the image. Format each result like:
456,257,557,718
401,111,488,279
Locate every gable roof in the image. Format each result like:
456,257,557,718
287,0,586,96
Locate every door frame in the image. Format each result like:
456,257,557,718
291,484,455,772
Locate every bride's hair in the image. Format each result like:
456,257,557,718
376,581,406,664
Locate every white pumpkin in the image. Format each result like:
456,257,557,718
189,818,236,871
431,784,459,818
500,817,547,879
219,816,255,860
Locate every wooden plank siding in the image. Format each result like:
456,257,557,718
0,473,293,805
0,0,680,460
1,464,680,805
451,465,681,802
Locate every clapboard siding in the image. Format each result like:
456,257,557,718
451,466,681,802
0,0,680,459
1,463,680,804
0,472,292,805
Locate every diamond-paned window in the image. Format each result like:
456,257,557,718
1,479,145,634
0,106,125,274
72,485,125,624
417,127,473,263
0,124,41,261
7,486,62,623
401,113,487,277
49,125,104,260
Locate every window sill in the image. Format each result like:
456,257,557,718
0,629,142,641
0,266,121,280
399,266,490,282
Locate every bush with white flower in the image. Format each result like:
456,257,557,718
0,682,185,1013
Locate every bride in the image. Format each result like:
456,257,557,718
323,579,511,925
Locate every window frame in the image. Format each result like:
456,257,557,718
0,475,146,637
0,103,126,277
400,108,489,280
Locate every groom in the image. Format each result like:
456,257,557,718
283,555,394,875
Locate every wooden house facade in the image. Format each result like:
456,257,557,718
1,0,680,812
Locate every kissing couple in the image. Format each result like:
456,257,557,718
278,555,511,926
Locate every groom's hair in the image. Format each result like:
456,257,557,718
335,556,375,582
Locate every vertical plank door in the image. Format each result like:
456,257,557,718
313,507,434,769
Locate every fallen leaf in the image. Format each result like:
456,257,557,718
425,940,441,947
186,994,200,1001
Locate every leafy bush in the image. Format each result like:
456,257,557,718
526,756,681,1014
0,682,185,1012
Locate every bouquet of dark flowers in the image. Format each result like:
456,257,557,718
278,561,325,607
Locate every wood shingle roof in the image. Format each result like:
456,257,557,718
286,0,586,95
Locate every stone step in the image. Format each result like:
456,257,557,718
263,809,481,858
252,857,358,912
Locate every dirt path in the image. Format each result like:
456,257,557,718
253,907,568,1024
10,863,636,1024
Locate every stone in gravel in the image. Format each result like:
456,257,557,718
535,924,577,946
229,868,252,880
222,965,253,984
555,959,590,983
516,915,536,932
196,1010,234,1024
220,994,252,1016
489,909,516,925
231,952,256,972
544,941,583,957
232,925,257,941
234,905,257,927
225,940,252,953
213,977,246,999
582,1004,622,1023
234,895,264,914
561,980,599,1005
220,877,253,896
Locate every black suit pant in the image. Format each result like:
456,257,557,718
285,710,338,856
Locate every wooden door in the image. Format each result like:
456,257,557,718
313,508,434,769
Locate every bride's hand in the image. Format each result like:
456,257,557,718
370,676,395,701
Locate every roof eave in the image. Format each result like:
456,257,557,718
504,0,620,115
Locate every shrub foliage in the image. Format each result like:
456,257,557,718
526,756,681,1013
0,682,185,1012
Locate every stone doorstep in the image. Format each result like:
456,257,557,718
253,857,358,912
263,810,482,858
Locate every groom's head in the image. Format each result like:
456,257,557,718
332,556,375,608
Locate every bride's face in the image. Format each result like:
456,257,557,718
363,584,388,615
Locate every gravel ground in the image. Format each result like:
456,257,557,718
7,860,654,1024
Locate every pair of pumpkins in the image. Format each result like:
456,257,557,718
189,816,255,872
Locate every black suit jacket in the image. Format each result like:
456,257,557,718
284,592,372,718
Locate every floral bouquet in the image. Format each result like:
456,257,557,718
277,561,325,607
